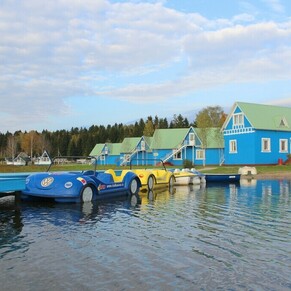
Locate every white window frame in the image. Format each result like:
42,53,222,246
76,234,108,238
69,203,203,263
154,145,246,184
140,140,146,151
173,149,182,160
229,140,237,153
261,138,271,152
100,155,105,161
189,133,195,146
196,149,205,160
279,139,288,153
233,113,244,126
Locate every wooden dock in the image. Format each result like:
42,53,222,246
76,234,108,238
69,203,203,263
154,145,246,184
0,173,29,197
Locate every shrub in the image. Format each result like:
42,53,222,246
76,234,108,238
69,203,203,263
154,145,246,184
183,159,194,168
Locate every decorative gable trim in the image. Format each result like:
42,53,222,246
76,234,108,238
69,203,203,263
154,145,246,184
224,127,255,135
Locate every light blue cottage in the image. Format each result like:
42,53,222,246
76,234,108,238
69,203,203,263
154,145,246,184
119,136,152,166
222,102,291,165
149,127,223,166
89,142,122,165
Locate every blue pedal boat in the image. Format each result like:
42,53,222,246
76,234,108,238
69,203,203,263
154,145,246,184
21,156,142,203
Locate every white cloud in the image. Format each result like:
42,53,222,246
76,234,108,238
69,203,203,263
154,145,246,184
262,0,285,14
1,0,291,131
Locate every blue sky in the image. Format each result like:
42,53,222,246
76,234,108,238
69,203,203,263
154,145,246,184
1,0,291,132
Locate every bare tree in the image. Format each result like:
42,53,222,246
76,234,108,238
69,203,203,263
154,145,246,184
6,135,17,159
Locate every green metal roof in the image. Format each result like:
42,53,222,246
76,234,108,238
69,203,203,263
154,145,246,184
90,143,122,156
236,102,291,131
107,143,122,155
150,128,190,149
144,136,153,146
195,128,224,148
120,137,142,153
89,144,105,156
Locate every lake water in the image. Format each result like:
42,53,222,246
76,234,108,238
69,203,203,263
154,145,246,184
0,179,290,291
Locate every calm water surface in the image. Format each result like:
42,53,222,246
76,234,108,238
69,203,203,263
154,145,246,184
0,179,290,291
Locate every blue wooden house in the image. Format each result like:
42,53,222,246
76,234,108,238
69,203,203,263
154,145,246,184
149,127,223,166
195,128,224,166
222,102,291,165
119,136,152,166
90,128,224,166
89,142,122,165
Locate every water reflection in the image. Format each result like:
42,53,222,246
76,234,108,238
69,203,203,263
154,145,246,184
0,195,24,259
0,180,290,290
0,180,289,236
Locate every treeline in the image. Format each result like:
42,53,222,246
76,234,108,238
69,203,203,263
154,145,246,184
0,114,192,159
0,106,226,160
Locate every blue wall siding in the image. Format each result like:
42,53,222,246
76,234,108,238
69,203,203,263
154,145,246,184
150,146,223,166
224,132,256,165
206,148,222,165
224,130,291,165
184,147,195,163
254,130,290,164
129,151,152,165
234,106,241,114
96,155,120,166
193,148,222,166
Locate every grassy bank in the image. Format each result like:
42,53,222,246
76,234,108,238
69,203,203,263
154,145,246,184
197,165,291,175
0,163,290,175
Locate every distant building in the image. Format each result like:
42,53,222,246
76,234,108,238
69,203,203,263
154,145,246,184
5,152,31,166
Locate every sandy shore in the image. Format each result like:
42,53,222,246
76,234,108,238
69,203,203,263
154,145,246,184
243,172,291,179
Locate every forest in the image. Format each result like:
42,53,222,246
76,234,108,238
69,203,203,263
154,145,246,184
0,106,225,160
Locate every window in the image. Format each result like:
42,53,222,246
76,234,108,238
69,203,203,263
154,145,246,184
279,139,288,153
229,140,237,153
173,149,182,160
140,140,145,151
233,113,244,126
196,149,205,160
189,133,195,146
261,138,271,152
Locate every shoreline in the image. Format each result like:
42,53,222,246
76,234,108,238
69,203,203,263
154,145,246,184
243,172,291,179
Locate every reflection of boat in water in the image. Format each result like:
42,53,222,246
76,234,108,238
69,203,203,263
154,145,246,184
14,192,142,227
240,178,257,187
140,187,175,203
174,184,204,195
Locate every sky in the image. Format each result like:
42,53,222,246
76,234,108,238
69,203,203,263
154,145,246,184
1,0,291,133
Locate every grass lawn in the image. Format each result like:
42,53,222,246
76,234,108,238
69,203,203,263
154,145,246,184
196,165,291,175
0,163,290,175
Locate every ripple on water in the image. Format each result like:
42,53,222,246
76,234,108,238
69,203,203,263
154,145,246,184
0,180,290,290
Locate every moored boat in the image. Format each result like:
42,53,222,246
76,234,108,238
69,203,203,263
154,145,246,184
204,173,241,183
172,168,204,185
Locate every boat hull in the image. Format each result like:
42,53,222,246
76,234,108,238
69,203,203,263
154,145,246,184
205,174,241,183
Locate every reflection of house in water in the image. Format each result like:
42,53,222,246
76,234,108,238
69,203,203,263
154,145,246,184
5,152,31,166
34,150,51,166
